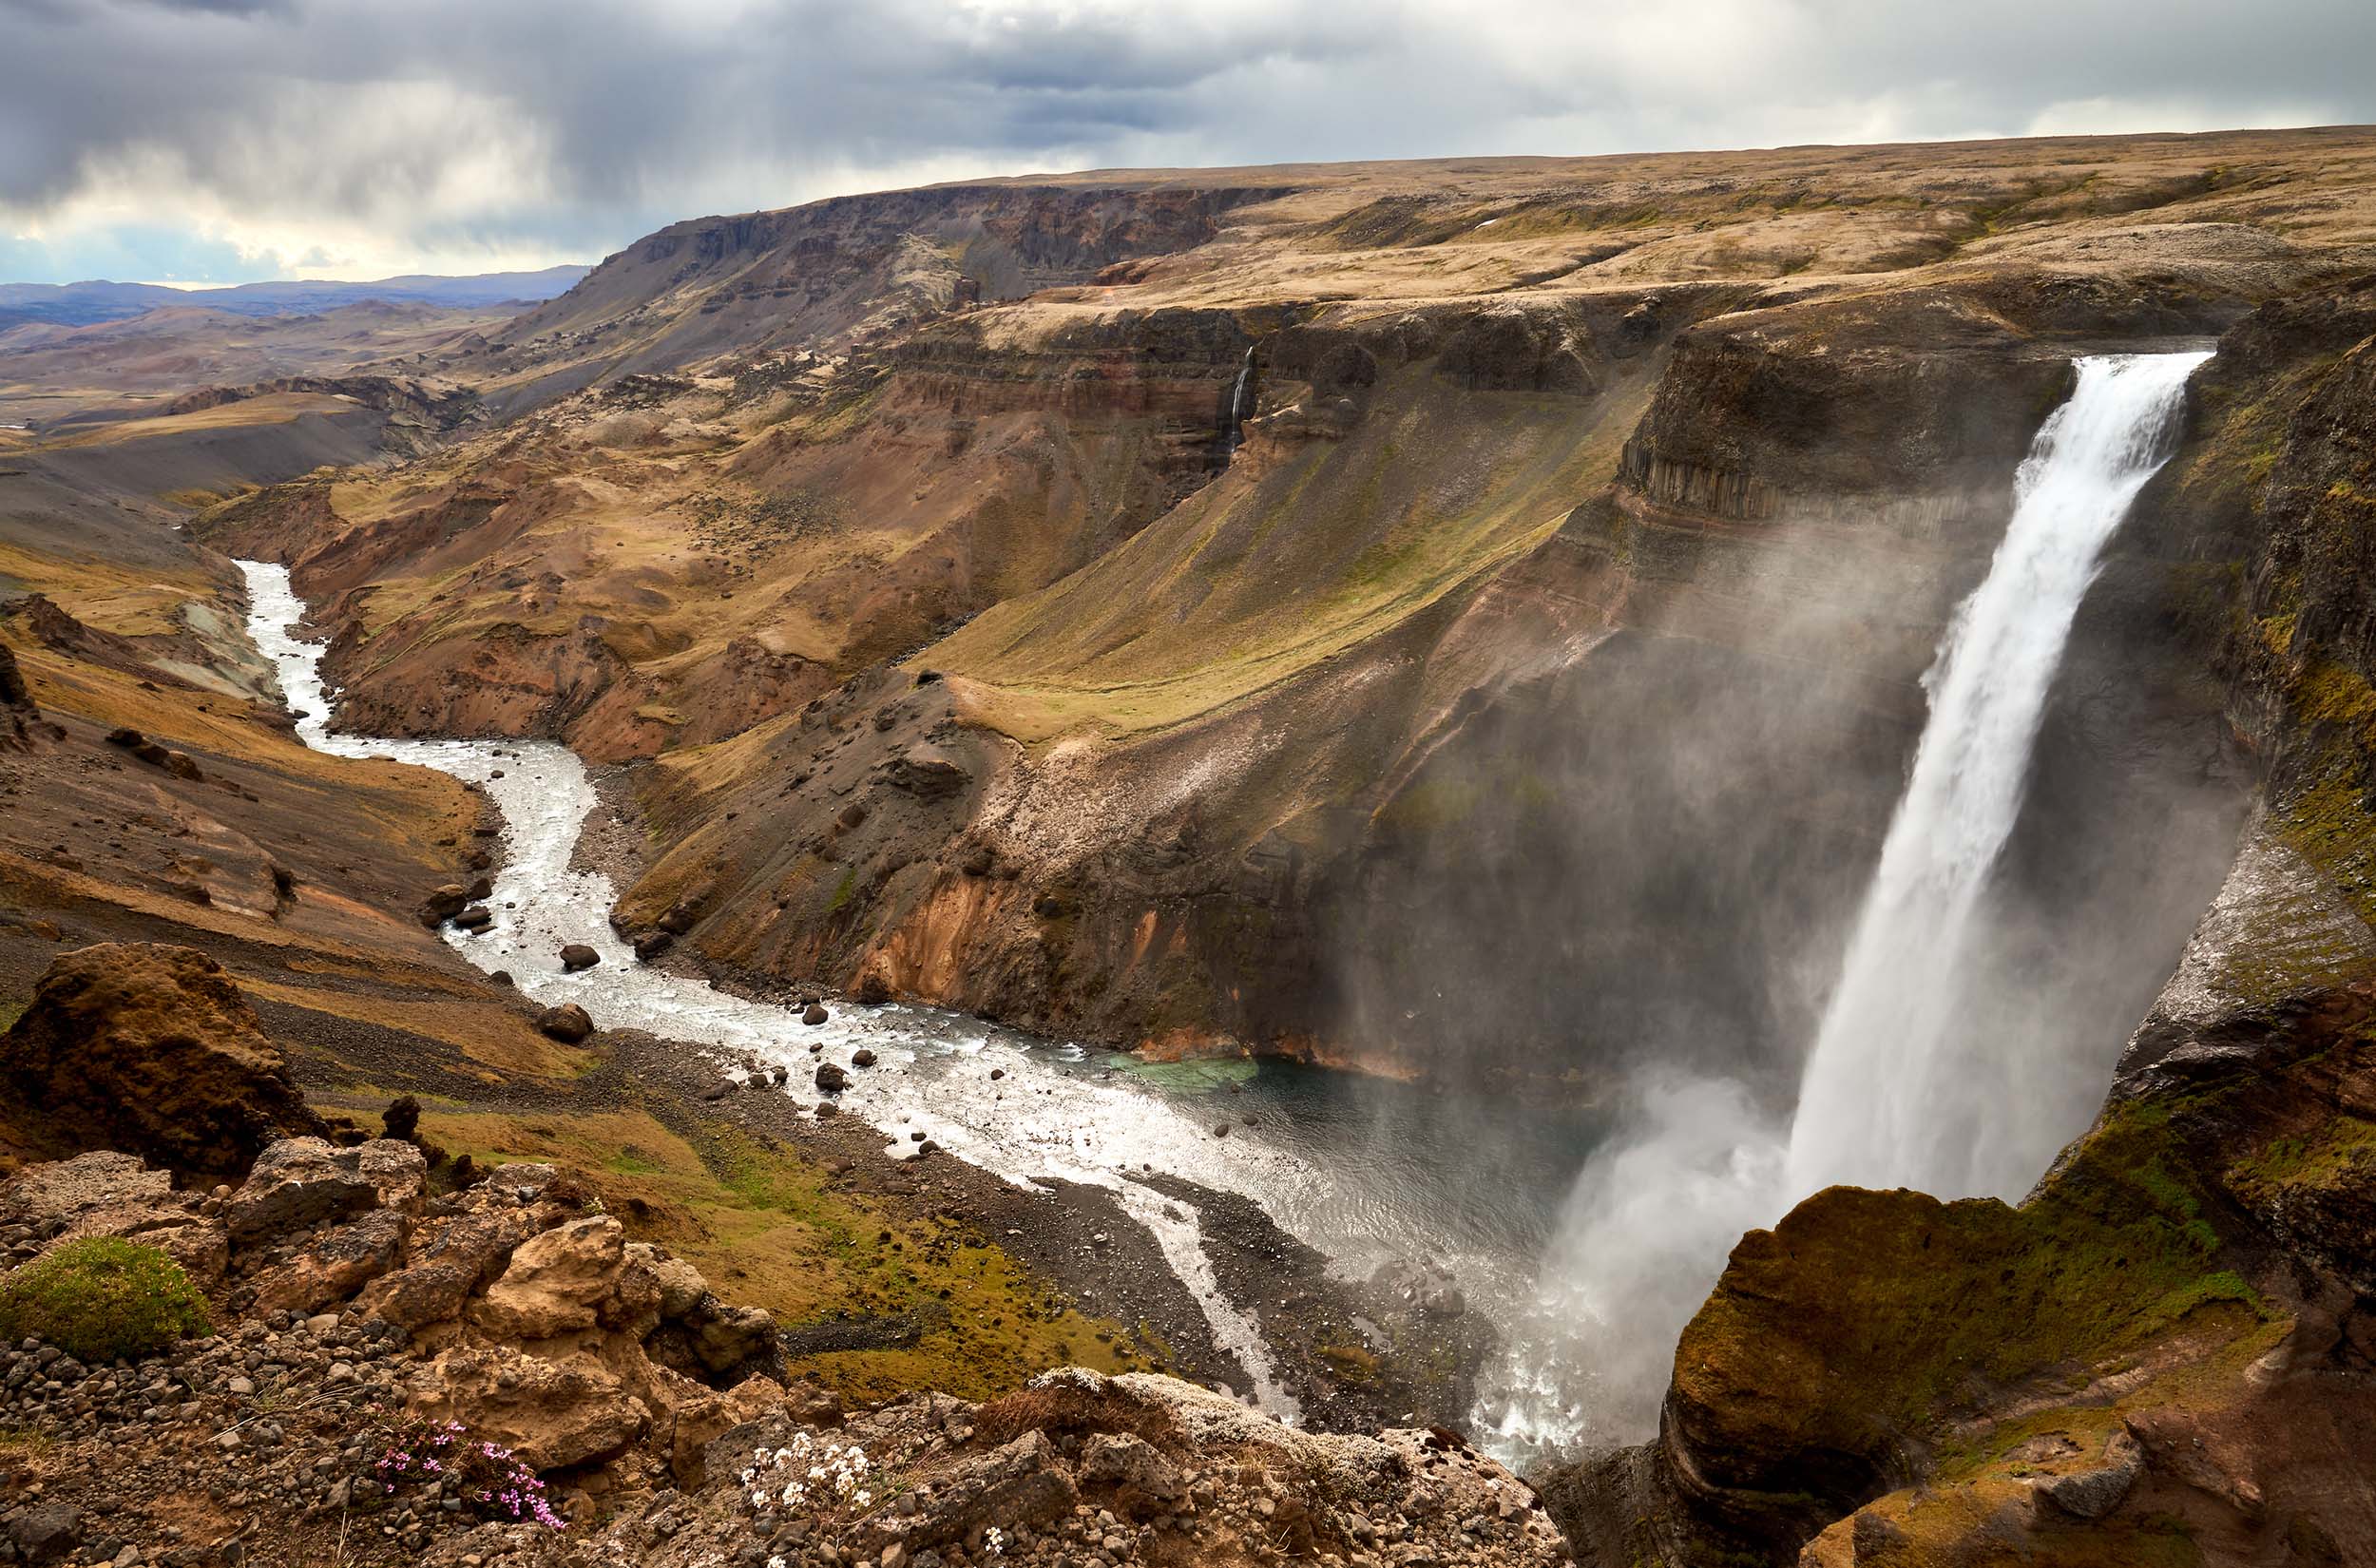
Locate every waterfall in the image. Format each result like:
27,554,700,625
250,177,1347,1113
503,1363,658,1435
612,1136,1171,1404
1785,349,2212,1200
1222,345,1256,454
1473,349,2210,1462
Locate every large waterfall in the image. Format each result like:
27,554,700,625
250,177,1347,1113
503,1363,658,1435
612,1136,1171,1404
1784,350,2212,1200
1476,350,2211,1460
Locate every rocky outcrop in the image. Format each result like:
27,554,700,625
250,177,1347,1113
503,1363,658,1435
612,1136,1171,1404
160,374,476,453
1540,273,2376,1568
683,1367,1564,1568
0,1134,1564,1568
222,1137,426,1240
0,641,40,750
0,1150,228,1286
0,944,328,1181
1545,980,2376,1563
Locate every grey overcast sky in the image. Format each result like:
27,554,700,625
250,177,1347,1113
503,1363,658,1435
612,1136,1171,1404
3,0,2371,285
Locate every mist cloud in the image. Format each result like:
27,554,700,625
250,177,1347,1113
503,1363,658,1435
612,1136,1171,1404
1,0,2371,282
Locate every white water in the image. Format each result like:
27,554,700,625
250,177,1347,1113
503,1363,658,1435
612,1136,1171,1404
1474,350,2211,1461
1223,346,1256,454
1786,349,2212,1198
235,560,1300,1419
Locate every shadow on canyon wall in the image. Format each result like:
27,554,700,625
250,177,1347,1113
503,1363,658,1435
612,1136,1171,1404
1320,357,2254,1448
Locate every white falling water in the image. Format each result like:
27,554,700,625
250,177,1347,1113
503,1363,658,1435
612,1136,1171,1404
1222,346,1256,454
1474,350,2210,1462
1785,350,2211,1200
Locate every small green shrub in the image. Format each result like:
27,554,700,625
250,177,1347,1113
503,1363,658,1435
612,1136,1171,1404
0,1238,210,1361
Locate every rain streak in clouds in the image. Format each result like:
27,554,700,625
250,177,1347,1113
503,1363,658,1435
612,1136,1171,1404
1,0,2372,281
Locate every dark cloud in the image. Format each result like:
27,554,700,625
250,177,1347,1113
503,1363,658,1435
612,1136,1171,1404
0,0,2370,281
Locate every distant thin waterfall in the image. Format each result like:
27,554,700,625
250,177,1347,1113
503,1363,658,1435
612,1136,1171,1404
1785,350,2212,1200
1222,345,1256,453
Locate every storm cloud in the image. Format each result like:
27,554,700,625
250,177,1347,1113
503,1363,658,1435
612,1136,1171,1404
3,0,2371,282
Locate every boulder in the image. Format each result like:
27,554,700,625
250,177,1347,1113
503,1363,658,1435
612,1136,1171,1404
856,1429,1076,1558
879,743,969,799
628,1242,711,1319
248,1207,410,1315
417,884,470,927
381,1094,422,1142
669,1376,791,1487
453,905,493,931
633,930,673,961
1081,1432,1185,1511
470,1214,628,1341
104,728,203,779
689,1302,778,1377
408,1343,649,1470
560,943,601,971
814,1062,849,1094
801,1003,829,1025
0,642,31,710
2031,1431,2145,1521
0,943,327,1181
6,1503,83,1566
0,643,38,750
537,1003,594,1042
224,1137,426,1241
851,1047,877,1068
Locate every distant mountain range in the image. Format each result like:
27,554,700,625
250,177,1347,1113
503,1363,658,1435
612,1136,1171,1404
0,265,590,330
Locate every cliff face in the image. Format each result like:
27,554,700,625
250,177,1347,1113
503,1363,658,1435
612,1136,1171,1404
604,278,2250,1096
14,130,2376,1564
470,182,1286,408
187,133,2371,1095
1541,277,2376,1568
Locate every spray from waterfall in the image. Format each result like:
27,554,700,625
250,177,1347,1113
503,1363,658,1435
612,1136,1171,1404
1474,350,2212,1463
1785,350,2211,1199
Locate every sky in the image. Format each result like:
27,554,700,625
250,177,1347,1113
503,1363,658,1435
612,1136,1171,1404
2,0,2372,286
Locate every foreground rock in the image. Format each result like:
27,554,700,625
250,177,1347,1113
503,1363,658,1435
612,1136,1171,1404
536,1003,594,1042
0,944,327,1180
0,1149,228,1284
0,1122,1564,1568
1545,981,2376,1563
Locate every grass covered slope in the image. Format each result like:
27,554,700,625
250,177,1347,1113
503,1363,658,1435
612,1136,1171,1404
931,323,1648,743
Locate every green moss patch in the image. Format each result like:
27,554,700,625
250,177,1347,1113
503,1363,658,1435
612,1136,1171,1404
0,1238,211,1361
1677,1096,2274,1483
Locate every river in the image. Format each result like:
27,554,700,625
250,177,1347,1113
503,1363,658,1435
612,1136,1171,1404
236,559,1600,1443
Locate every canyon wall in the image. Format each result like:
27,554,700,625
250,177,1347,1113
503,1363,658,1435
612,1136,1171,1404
185,148,2356,1104
1541,275,2376,1567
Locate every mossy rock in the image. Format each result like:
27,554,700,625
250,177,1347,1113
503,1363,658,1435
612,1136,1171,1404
0,1238,211,1361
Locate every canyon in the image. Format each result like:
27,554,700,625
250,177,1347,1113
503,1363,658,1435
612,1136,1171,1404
2,124,2376,1565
